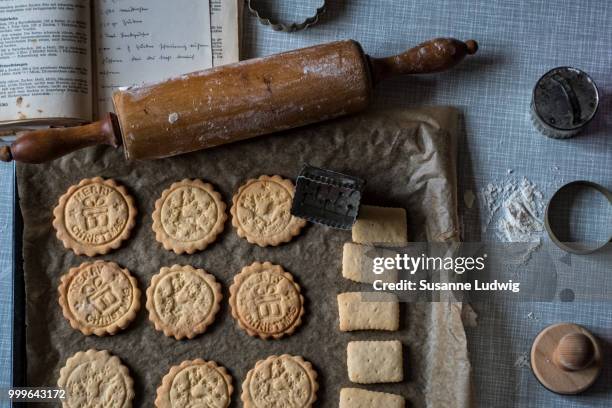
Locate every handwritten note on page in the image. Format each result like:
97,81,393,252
94,0,212,115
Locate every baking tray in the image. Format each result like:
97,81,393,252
16,108,468,407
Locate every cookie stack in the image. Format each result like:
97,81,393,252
338,205,408,407
51,175,319,407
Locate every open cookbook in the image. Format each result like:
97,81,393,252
0,0,241,128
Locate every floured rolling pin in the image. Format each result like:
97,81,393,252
0,38,478,164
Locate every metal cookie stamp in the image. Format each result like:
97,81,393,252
291,164,365,229
531,67,599,139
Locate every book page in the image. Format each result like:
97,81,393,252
210,0,240,66
94,0,213,116
0,0,92,125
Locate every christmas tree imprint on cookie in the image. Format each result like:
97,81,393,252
242,355,318,408
147,265,222,340
152,179,226,254
58,349,134,408
155,359,233,408
231,175,306,247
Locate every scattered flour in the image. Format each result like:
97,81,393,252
497,178,544,242
526,311,540,321
168,112,179,124
514,352,530,368
480,177,545,263
480,183,502,226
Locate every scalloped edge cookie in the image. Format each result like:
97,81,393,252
152,179,227,254
58,261,141,336
146,265,222,340
229,261,304,340
241,355,318,408
155,359,233,408
52,177,137,257
230,175,306,247
58,349,134,408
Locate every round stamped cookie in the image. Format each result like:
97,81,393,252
242,355,318,408
58,261,141,336
147,265,222,340
231,175,306,247
53,177,137,257
152,179,226,254
229,261,304,339
155,359,233,408
58,349,134,408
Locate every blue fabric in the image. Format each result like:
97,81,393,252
0,162,13,408
1,0,611,406
242,2,612,405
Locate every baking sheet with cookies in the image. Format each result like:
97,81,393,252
17,108,471,407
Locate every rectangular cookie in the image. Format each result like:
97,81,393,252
352,205,407,244
339,388,405,408
342,242,399,284
347,340,403,383
337,292,399,331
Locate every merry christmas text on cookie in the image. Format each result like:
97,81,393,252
229,261,304,340
58,261,140,336
53,177,137,256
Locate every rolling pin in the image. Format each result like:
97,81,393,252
0,38,478,164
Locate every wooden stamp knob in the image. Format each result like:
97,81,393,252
531,323,602,394
554,333,595,371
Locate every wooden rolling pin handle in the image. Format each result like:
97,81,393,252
369,38,478,84
553,333,595,372
0,113,121,164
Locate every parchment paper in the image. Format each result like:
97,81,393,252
17,107,472,407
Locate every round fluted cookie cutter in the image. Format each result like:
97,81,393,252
545,180,612,254
247,0,326,32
